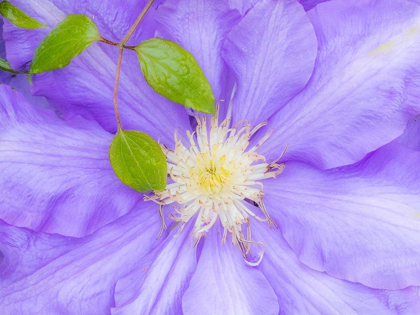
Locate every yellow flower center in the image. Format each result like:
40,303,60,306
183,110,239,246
192,154,232,194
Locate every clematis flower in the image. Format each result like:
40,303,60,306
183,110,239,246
1,0,420,313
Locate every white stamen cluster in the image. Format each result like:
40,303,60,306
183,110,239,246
148,108,284,265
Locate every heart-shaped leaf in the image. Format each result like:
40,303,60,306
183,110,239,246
135,38,215,114
109,129,167,192
0,1,46,29
30,14,100,73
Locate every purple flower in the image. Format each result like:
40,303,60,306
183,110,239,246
1,0,420,313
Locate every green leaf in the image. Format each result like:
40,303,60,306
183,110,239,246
0,58,25,74
0,1,46,29
135,38,215,114
30,14,100,73
109,129,167,192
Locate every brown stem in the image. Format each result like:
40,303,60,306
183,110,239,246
99,37,119,46
121,0,155,45
113,48,124,129
123,45,137,50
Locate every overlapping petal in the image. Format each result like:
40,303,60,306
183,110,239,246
228,0,258,15
262,0,420,169
264,141,420,289
0,204,161,315
3,0,190,143
0,20,49,108
253,225,420,315
297,0,330,11
182,225,279,315
0,74,49,108
227,0,329,14
398,116,420,151
112,224,196,315
0,85,141,237
223,0,317,124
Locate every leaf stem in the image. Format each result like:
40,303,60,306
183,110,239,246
113,48,124,129
112,0,155,130
123,45,137,51
100,37,119,46
100,37,137,51
121,0,155,46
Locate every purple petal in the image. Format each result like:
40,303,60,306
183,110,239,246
253,225,420,314
182,224,279,315
261,0,420,169
0,85,141,237
155,0,241,100
0,75,49,109
398,116,420,151
227,0,329,14
409,0,420,5
264,142,420,290
0,203,162,314
228,0,258,15
297,0,330,11
0,20,4,57
112,224,196,315
223,0,317,124
3,0,190,143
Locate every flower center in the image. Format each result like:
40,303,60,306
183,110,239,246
147,107,285,265
194,158,231,194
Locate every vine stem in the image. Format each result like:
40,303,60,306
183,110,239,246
99,37,137,50
113,48,124,129
113,0,155,129
99,37,119,46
